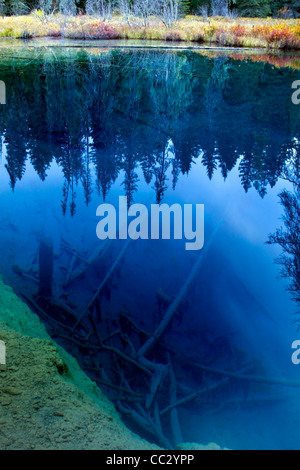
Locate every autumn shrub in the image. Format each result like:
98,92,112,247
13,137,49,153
84,22,119,39
164,30,182,41
203,22,218,41
66,21,119,39
291,22,300,38
216,29,244,47
266,26,299,49
190,31,204,42
0,26,14,37
252,24,272,39
230,24,246,37
215,27,226,44
47,28,62,37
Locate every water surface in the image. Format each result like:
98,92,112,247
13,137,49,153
0,45,300,449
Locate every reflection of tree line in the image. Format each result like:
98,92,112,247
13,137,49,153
0,48,299,213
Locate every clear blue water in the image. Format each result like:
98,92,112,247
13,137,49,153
0,44,300,449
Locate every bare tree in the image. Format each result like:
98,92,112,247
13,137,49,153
38,0,57,16
58,0,77,15
199,4,209,19
118,0,132,24
157,0,182,28
86,0,113,19
211,0,229,16
132,0,158,27
118,0,183,29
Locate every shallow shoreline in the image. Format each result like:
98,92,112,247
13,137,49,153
0,275,231,450
0,277,227,450
1,14,300,51
0,277,160,450
0,37,299,55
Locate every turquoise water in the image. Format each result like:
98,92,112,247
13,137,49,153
0,44,300,449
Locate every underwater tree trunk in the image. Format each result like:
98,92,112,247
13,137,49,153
38,237,54,299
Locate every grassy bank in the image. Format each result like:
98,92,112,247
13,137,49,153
1,12,300,50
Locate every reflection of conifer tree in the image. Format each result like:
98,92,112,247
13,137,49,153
204,58,229,125
268,157,300,318
137,126,167,186
153,144,171,204
70,178,77,217
61,180,69,216
251,140,271,199
88,55,121,201
61,175,77,216
201,141,219,180
239,153,253,193
148,52,193,137
5,135,27,191
0,48,299,205
94,146,121,201
265,140,294,190
81,137,93,206
217,141,239,180
4,143,27,191
200,60,229,182
172,137,199,176
27,64,54,181
122,150,139,206
202,58,234,182
29,143,53,181
140,152,155,185
171,153,181,191
4,74,30,190
57,136,82,216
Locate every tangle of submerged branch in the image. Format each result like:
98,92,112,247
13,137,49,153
160,377,230,416
193,363,300,388
138,208,230,358
73,238,132,331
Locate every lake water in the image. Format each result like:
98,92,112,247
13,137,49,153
0,42,300,450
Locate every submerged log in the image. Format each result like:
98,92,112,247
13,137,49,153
160,377,230,416
193,363,300,389
138,210,228,359
168,357,183,446
38,237,54,299
117,401,173,450
12,264,38,283
73,238,132,331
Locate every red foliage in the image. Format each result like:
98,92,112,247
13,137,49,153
84,22,119,39
230,24,246,37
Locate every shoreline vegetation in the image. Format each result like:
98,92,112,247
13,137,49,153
1,12,300,50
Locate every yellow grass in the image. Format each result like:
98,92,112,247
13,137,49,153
0,11,300,50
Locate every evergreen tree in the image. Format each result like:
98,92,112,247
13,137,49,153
235,0,272,17
9,0,30,14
